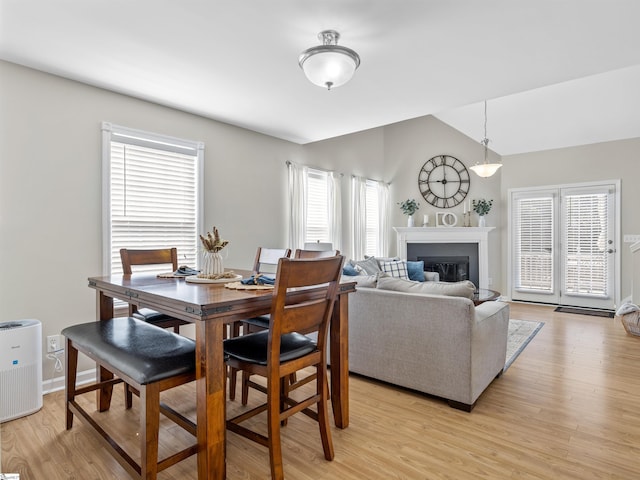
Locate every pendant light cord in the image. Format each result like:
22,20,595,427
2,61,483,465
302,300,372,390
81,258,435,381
483,100,489,163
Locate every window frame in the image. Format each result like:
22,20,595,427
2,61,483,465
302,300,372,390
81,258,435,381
101,122,204,275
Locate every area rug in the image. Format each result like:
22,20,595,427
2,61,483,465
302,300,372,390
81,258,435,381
554,306,614,318
504,319,544,371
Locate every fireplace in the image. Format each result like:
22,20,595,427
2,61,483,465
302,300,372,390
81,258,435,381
420,256,469,283
411,241,478,285
393,227,494,290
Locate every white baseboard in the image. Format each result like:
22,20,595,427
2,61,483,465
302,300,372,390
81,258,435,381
42,368,96,395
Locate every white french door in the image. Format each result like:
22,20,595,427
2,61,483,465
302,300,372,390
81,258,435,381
510,181,619,309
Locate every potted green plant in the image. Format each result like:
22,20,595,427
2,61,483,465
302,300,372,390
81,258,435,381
472,199,493,227
398,199,420,227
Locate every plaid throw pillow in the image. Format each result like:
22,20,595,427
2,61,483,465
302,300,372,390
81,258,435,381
381,260,409,280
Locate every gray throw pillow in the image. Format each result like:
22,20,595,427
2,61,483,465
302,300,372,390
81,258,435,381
368,255,400,268
350,256,381,275
376,273,476,299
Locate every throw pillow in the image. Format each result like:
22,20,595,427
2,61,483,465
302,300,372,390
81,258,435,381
350,256,381,275
342,264,360,276
376,274,476,299
406,260,425,282
381,260,409,280
367,255,400,268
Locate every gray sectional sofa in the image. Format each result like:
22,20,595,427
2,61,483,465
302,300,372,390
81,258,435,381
346,275,510,411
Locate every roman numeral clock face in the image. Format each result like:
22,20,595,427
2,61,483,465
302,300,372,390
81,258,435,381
418,155,470,208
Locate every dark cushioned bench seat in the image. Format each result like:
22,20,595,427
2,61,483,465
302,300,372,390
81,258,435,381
62,317,197,480
62,316,195,384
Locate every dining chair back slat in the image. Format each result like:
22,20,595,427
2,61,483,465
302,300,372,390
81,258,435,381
253,247,292,275
293,249,340,259
120,248,178,274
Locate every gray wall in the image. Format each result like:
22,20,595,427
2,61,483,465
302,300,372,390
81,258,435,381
8,58,638,384
501,138,640,303
0,61,302,379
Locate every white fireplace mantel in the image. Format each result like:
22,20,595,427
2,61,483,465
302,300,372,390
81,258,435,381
394,227,495,290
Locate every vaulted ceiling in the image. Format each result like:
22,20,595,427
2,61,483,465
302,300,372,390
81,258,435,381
2,1,640,155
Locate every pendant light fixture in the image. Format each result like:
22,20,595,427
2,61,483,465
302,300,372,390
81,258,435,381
298,30,361,90
469,100,502,178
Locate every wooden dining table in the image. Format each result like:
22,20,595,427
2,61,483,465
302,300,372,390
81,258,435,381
87,269,356,480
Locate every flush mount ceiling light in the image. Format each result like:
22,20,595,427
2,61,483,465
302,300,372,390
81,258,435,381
298,30,361,90
469,100,502,178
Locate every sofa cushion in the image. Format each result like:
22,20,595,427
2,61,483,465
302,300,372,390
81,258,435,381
376,273,476,299
351,274,379,288
423,271,440,282
350,256,381,275
381,260,409,280
406,260,425,282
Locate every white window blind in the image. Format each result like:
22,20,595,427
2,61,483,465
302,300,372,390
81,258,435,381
305,168,330,243
364,180,380,256
350,176,389,259
563,191,609,296
513,194,554,293
102,123,203,276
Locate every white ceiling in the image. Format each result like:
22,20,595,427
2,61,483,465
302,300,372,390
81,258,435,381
2,1,640,155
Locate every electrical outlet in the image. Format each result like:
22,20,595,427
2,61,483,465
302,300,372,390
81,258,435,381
47,334,62,353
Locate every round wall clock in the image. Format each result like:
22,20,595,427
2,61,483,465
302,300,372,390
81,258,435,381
418,155,470,208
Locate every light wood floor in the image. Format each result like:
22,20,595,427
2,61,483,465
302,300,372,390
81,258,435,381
3,303,640,479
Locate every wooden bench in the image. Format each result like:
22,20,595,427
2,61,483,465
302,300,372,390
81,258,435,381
62,317,197,480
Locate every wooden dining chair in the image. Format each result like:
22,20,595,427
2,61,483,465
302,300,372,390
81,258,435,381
120,248,189,333
238,249,340,405
240,247,292,335
224,255,344,480
253,247,293,275
294,248,340,259
220,247,292,399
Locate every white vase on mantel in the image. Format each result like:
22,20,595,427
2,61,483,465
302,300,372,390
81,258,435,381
407,215,415,227
478,215,486,228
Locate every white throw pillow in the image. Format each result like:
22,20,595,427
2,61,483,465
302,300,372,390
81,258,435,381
376,273,476,299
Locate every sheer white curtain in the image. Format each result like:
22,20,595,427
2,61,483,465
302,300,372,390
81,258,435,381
288,162,342,251
351,176,390,259
351,176,368,260
287,161,306,250
377,181,390,256
327,171,342,252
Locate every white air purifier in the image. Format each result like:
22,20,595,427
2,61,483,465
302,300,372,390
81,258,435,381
0,319,43,422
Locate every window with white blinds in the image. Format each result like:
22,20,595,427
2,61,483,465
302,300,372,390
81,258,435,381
305,169,330,243
350,175,389,259
513,194,555,293
563,190,609,296
364,180,380,256
102,123,203,275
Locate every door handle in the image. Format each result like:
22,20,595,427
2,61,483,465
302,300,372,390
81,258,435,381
607,248,616,254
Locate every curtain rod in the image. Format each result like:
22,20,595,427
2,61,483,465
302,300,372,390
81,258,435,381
286,160,343,177
351,174,391,186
